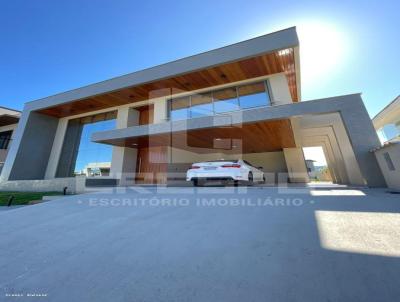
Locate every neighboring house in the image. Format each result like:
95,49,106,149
373,95,400,144
79,162,111,177
0,27,386,189
372,96,400,191
0,107,20,172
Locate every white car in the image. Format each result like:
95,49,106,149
187,159,265,186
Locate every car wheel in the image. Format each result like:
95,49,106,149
262,174,266,183
248,172,254,186
234,180,239,187
193,179,199,187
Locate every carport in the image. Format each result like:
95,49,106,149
93,118,297,185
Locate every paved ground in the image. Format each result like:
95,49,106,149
1,186,400,301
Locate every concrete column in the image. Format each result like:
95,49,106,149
110,107,139,185
154,99,168,123
1,110,59,181
269,73,293,106
339,100,386,187
45,118,69,179
283,148,310,183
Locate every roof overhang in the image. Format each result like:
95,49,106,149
93,119,296,154
28,27,300,118
0,114,20,127
372,95,400,129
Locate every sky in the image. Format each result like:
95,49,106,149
303,147,327,166
0,0,399,117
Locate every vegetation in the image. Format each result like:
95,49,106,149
0,191,62,206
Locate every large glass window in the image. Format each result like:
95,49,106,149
238,82,270,109
56,111,116,178
170,97,190,121
168,80,271,120
213,87,239,113
190,93,213,118
74,112,116,177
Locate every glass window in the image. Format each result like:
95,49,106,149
238,82,270,109
72,112,116,177
213,87,239,113
170,97,190,121
190,93,213,118
0,130,12,150
383,152,395,171
167,81,272,120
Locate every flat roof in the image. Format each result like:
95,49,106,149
0,114,20,127
26,27,300,115
0,107,21,127
372,95,400,129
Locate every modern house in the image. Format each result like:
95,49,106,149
373,95,400,144
0,107,20,173
372,95,400,191
0,27,386,190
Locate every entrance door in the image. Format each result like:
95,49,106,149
136,146,168,184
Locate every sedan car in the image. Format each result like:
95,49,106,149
187,159,265,186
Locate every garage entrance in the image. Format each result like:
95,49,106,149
129,119,298,185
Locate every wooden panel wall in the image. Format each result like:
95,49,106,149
137,104,154,125
135,146,168,184
37,50,297,118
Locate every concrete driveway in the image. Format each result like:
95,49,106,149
1,186,400,301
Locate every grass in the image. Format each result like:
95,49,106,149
0,191,63,206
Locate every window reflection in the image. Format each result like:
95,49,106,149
168,80,271,121
190,93,213,117
72,112,116,177
238,82,270,109
170,96,190,121
213,87,239,113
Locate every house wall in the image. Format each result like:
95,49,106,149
374,144,400,190
5,111,59,181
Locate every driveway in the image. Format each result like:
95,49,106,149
1,186,400,301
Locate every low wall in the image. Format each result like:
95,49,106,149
0,176,86,194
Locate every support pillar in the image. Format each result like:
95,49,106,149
283,148,310,183
110,107,139,185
